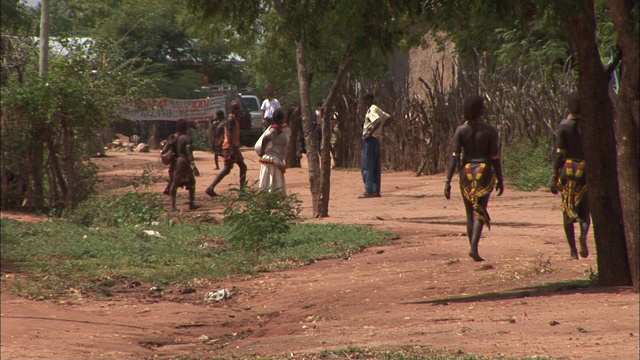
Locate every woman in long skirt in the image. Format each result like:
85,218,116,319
257,109,288,192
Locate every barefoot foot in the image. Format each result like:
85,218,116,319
205,187,218,198
468,251,485,262
579,238,589,258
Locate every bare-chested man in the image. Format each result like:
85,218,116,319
168,119,201,210
205,100,247,197
550,92,590,259
444,95,504,261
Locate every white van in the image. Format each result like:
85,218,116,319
240,94,263,145
241,94,262,129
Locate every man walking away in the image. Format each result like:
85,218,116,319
444,95,504,261
550,92,590,259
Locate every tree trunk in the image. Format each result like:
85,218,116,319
609,0,640,292
566,0,631,286
45,134,67,202
317,49,354,217
148,122,160,150
285,106,301,168
295,40,321,217
61,118,77,209
318,105,332,217
28,140,44,210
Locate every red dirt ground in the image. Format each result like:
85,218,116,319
1,149,638,360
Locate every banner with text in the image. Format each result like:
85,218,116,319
118,96,226,122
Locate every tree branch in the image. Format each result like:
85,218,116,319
605,48,622,76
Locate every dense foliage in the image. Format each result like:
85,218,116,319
1,38,150,212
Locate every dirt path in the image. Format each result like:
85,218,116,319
1,150,638,360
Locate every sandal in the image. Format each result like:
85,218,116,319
358,192,375,198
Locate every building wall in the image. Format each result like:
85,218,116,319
407,33,457,98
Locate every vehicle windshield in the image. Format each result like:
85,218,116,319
242,97,260,112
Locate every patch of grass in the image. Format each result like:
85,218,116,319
67,192,163,227
165,345,558,359
257,223,393,268
293,345,474,360
585,267,599,284
0,218,394,300
503,137,552,191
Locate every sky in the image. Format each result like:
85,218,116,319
25,0,41,7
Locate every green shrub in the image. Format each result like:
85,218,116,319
502,137,552,191
72,161,101,205
0,37,151,213
189,126,209,151
222,186,302,254
68,192,163,227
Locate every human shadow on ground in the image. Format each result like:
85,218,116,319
387,194,443,199
405,280,629,306
396,216,546,228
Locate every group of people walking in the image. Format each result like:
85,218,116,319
161,99,289,210
358,91,589,262
162,91,590,263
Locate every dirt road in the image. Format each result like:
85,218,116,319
1,149,638,359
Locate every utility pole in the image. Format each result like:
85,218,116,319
39,0,49,76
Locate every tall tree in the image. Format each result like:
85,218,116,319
187,0,423,217
558,0,631,286
425,0,635,288
608,0,639,291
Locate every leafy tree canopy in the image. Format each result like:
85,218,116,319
424,0,619,75
1,0,38,34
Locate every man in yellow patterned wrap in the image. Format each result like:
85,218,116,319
444,95,504,262
550,92,590,259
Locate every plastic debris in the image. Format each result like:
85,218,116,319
142,230,163,238
204,289,231,302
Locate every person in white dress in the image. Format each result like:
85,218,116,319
257,109,288,192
